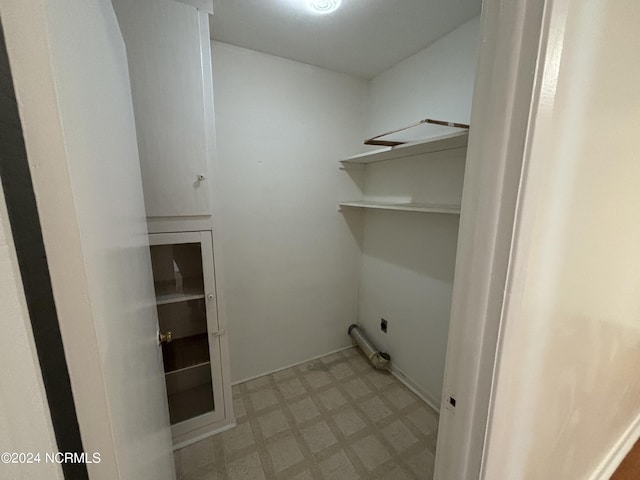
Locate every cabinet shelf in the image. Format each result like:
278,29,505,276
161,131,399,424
339,201,461,215
162,333,210,373
341,130,468,165
168,382,214,425
165,361,211,377
156,291,205,305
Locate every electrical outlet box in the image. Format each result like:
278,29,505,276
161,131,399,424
445,392,457,415
380,318,388,333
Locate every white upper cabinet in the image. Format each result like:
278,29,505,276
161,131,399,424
113,0,215,217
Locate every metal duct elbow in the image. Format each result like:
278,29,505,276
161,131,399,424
348,324,390,370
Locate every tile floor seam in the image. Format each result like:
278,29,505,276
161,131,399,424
323,359,419,479
291,352,411,478
268,368,318,479
176,347,437,480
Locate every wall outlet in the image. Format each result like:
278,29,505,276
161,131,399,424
380,318,388,333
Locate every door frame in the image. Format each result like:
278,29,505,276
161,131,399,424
0,0,553,477
0,0,176,478
435,0,550,478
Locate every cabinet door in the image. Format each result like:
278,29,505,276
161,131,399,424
113,0,213,217
149,231,225,439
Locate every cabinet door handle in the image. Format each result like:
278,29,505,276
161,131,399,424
159,331,173,344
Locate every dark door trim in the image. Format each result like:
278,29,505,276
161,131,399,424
0,19,89,480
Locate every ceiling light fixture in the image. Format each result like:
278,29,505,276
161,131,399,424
305,0,342,15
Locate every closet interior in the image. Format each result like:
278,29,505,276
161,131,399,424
112,0,481,476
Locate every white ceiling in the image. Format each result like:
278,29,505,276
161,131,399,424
210,0,482,79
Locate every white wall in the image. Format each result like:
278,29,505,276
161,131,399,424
0,1,175,478
367,16,480,137
211,42,367,382
0,186,63,480
210,18,481,395
483,1,640,478
357,18,480,406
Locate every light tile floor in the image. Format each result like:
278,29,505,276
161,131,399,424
175,347,438,480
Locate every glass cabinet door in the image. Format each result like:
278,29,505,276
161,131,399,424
149,231,225,436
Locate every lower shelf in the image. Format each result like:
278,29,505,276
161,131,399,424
167,382,215,425
162,334,211,373
339,200,461,214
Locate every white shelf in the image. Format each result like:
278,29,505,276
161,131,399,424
156,292,205,306
339,201,461,215
341,130,468,165
165,361,211,377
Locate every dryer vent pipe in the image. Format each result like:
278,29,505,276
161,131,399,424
348,324,390,370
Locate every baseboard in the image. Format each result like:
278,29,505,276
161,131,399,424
232,344,355,386
230,345,442,416
589,410,640,480
389,364,441,414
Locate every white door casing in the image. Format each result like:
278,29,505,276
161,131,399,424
435,0,548,478
0,0,175,478
482,0,640,478
438,0,640,479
